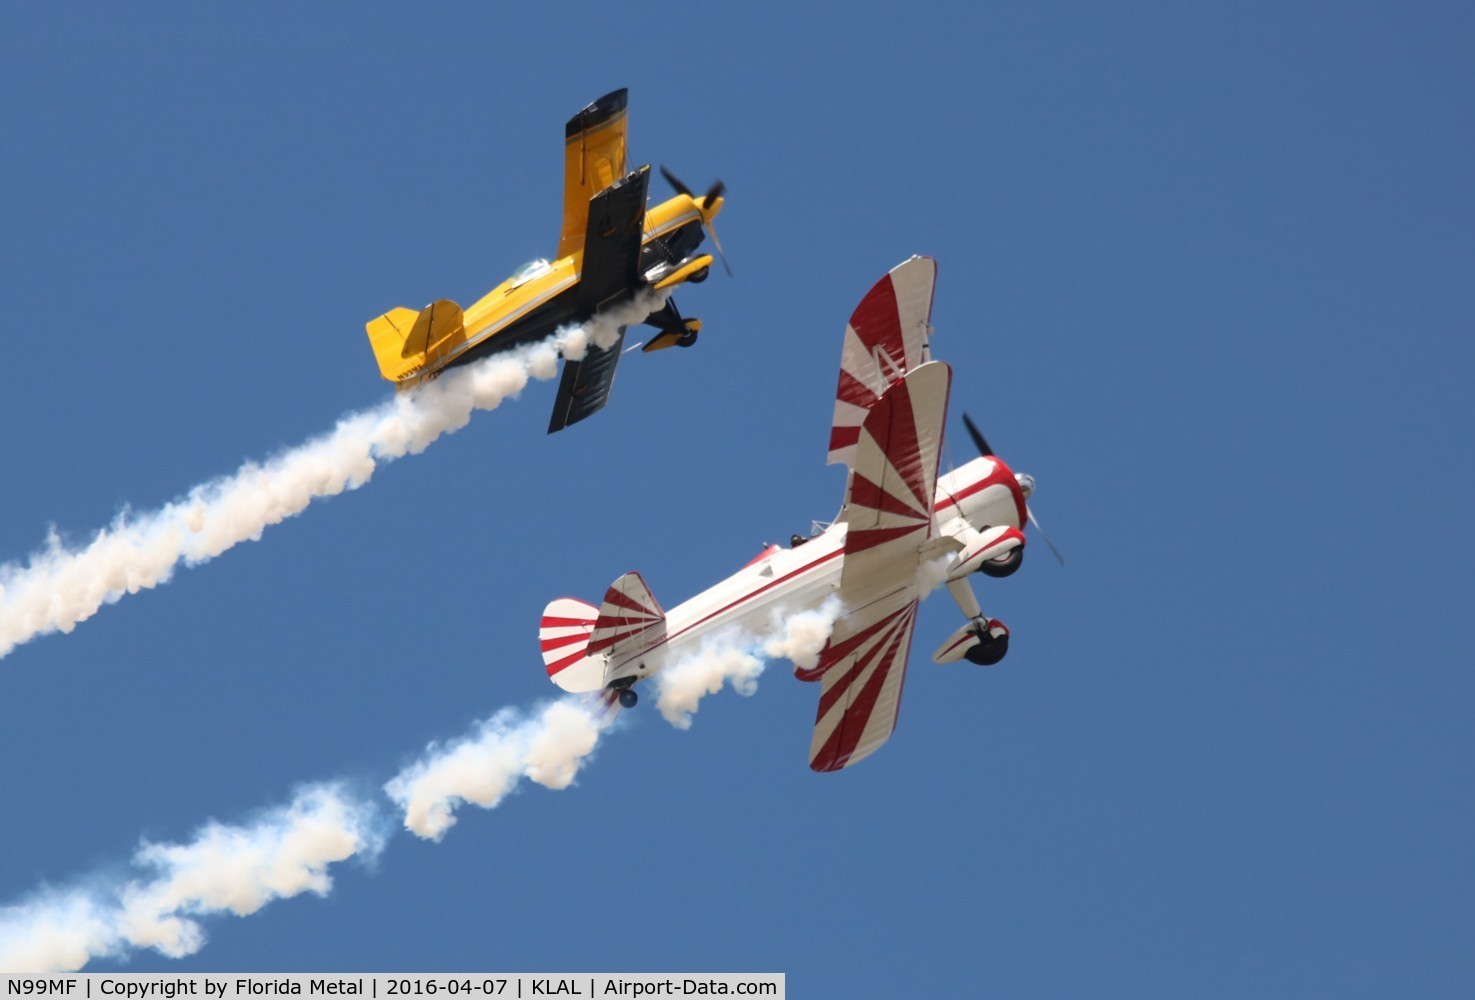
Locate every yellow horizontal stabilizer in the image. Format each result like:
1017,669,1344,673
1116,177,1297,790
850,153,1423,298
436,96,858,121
365,300,467,383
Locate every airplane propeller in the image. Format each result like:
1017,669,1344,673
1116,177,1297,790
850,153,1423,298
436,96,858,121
961,412,1065,566
660,165,732,276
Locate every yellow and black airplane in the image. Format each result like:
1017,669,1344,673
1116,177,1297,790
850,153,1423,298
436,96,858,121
364,88,727,432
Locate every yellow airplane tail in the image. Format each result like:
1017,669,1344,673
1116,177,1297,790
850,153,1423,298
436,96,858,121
365,299,467,383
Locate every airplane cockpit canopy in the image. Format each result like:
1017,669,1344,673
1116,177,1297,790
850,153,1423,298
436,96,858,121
508,258,553,288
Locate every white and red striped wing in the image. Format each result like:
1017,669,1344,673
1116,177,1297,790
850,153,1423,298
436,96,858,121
808,595,920,772
828,256,938,468
588,571,666,658
541,597,603,693
842,361,952,563
805,361,950,770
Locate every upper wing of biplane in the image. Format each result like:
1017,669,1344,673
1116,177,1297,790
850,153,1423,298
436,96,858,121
557,88,631,262
828,256,938,468
838,360,952,584
547,165,650,433
801,360,952,772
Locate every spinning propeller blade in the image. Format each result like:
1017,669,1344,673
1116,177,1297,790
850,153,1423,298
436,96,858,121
706,219,733,276
659,165,693,199
961,413,995,458
960,412,1064,566
660,165,732,275
1026,507,1066,567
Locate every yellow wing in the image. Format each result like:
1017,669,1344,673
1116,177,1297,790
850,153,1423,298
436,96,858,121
556,89,630,261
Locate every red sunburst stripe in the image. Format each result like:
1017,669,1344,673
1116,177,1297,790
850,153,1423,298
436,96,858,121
848,472,927,521
848,274,904,369
813,602,916,770
868,377,928,510
816,618,901,719
802,604,902,690
601,588,654,615
797,605,907,683
815,603,914,719
540,632,591,653
588,625,660,653
846,524,926,553
545,649,588,676
540,616,596,628
836,367,879,409
828,424,861,454
592,613,658,628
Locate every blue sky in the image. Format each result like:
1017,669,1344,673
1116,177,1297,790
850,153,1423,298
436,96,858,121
1,1,1472,994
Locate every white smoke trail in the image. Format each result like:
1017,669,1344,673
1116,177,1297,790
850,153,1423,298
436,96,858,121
0,784,384,973
0,583,836,970
386,603,844,839
0,293,664,663
655,598,841,729
386,698,605,841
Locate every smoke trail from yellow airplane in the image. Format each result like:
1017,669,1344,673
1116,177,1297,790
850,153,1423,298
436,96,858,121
0,295,661,664
0,607,832,971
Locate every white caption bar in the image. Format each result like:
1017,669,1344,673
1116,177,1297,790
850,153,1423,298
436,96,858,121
2,976,783,1000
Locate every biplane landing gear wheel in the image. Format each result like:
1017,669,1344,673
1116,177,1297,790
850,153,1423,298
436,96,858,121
687,266,710,284
964,625,1009,666
677,329,699,348
617,688,639,709
978,546,1023,579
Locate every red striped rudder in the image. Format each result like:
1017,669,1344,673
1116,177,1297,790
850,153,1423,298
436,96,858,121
588,571,666,657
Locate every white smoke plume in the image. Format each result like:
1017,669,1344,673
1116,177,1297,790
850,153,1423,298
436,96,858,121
0,569,839,971
0,292,666,663
655,597,842,729
0,784,384,973
386,698,605,841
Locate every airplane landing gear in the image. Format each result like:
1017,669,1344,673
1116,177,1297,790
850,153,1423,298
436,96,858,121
687,266,710,283
963,619,1010,666
617,688,639,709
978,546,1023,578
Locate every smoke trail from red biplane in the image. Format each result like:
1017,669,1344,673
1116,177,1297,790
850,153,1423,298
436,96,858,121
0,784,384,973
386,603,841,839
653,599,841,729
0,608,833,971
0,296,660,664
385,698,607,841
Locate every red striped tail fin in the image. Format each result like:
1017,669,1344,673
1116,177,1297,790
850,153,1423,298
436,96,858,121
541,598,602,693
588,571,667,659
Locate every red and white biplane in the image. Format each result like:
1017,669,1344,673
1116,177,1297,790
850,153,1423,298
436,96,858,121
539,257,1055,771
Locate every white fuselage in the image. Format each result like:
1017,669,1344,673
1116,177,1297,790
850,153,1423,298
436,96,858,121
603,455,1025,687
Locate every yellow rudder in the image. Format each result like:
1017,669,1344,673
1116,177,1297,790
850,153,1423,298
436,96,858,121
365,300,466,383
